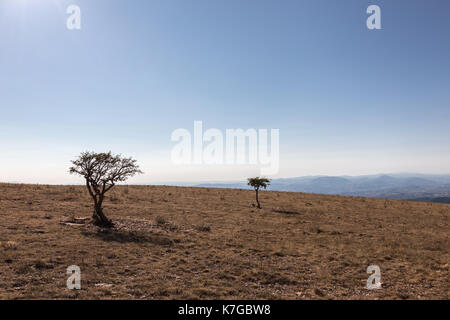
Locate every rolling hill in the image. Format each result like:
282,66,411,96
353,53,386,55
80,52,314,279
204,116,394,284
196,174,450,203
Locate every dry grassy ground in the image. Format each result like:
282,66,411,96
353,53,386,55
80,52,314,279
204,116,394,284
0,183,448,299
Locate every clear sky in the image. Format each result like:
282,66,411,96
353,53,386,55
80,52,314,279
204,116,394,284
1,0,449,184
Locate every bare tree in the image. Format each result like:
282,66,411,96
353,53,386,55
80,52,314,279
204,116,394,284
69,151,143,227
247,177,271,209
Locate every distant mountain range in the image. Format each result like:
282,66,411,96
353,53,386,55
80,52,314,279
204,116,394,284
194,174,450,204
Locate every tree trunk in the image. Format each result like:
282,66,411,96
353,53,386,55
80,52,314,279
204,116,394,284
92,198,113,227
255,189,261,209
85,180,113,227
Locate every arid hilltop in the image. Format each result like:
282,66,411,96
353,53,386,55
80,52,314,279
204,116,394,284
0,183,448,299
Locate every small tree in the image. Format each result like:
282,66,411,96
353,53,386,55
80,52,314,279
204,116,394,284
69,151,143,227
247,177,271,209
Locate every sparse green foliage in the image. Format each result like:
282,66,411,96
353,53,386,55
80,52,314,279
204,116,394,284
69,151,143,227
247,177,271,209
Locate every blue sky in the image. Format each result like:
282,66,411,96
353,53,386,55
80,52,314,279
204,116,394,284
1,0,449,184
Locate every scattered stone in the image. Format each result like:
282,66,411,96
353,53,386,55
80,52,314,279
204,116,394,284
95,283,113,288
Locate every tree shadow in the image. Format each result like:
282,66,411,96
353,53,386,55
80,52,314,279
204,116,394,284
272,208,300,215
81,229,173,246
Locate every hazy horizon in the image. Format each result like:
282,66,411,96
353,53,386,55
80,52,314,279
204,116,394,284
3,172,450,186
